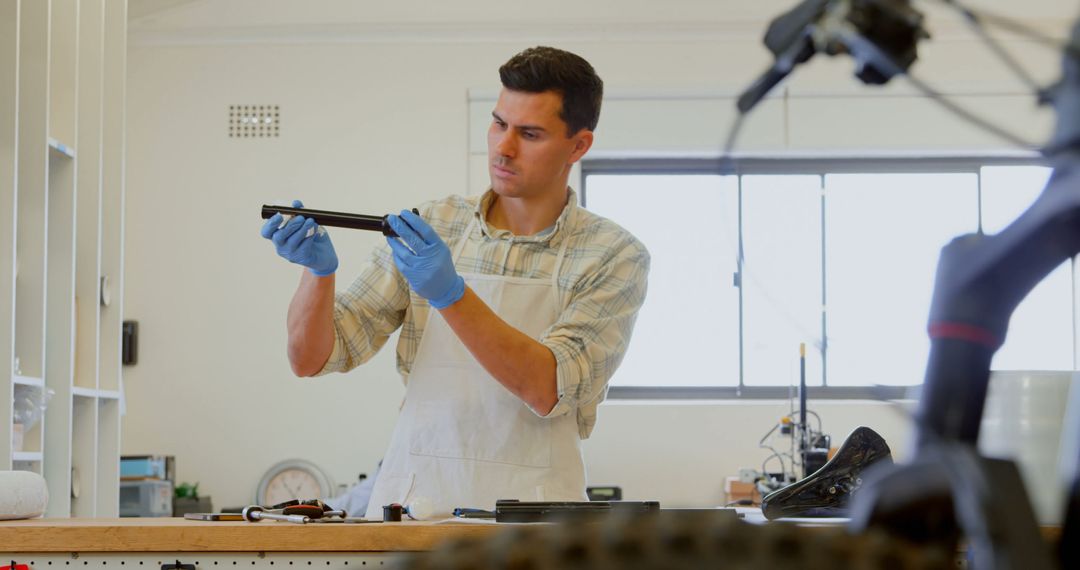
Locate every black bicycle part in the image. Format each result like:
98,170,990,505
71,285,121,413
261,205,420,237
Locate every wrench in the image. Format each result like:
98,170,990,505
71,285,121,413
242,505,310,524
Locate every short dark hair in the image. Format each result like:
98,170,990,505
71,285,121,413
499,46,603,136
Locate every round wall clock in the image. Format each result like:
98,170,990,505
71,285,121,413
255,459,335,506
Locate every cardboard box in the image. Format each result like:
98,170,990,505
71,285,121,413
724,476,762,506
121,455,175,481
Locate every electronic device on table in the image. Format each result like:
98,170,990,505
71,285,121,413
184,513,244,521
494,500,660,522
755,344,833,496
586,486,623,501
119,479,173,518
753,344,894,519
119,455,176,517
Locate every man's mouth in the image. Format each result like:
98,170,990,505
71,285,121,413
492,163,516,177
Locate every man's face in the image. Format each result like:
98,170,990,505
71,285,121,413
487,88,593,200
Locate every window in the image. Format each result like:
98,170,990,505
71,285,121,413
980,166,1072,371
585,175,739,387
582,158,1072,398
825,172,978,387
741,175,822,387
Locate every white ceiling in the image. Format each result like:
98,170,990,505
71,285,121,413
127,0,1079,45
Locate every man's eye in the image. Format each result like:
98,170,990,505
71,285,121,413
522,131,537,140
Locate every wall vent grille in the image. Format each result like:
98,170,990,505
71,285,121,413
229,104,280,137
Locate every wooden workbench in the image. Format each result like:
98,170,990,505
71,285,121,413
0,516,1062,567
0,518,501,565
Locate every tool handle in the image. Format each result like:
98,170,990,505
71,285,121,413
258,511,310,524
243,505,310,524
260,205,420,237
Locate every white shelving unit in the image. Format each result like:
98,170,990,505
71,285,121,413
1,0,127,518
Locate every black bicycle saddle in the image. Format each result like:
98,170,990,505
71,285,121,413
761,425,893,519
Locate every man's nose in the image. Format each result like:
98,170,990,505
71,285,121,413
496,131,517,158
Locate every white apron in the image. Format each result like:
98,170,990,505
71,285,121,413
364,216,587,520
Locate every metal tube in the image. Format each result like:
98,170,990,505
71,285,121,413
260,205,419,237
798,343,808,478
242,505,310,524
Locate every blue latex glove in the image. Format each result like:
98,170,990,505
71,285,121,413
260,199,339,276
385,210,465,309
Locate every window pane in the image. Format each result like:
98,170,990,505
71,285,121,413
585,175,740,386
742,175,823,386
825,173,978,386
980,165,1072,370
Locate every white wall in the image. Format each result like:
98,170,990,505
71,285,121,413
123,15,1069,509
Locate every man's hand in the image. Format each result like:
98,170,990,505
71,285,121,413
261,199,339,276
385,209,465,309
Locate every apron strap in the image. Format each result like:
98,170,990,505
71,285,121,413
452,216,478,263
455,206,571,312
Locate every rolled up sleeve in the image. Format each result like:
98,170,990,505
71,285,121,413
539,239,650,438
317,243,411,375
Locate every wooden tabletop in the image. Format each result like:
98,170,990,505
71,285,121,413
0,518,502,552
1,516,1060,554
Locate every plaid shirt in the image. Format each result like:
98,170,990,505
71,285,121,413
318,189,650,439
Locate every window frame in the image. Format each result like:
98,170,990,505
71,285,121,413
582,155,1056,400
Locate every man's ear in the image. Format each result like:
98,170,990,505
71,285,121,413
567,130,594,165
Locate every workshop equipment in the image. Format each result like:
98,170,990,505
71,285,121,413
241,505,310,524
120,455,174,482
119,480,173,518
586,486,623,501
754,346,832,499
260,205,420,237
795,344,832,478
760,426,892,519
493,499,660,522
240,500,347,524
382,503,403,522
392,508,950,570
726,0,1080,567
274,499,346,519
119,455,177,517
183,513,244,521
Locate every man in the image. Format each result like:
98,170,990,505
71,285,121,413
261,46,649,519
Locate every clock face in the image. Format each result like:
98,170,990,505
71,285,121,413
256,459,334,507
263,469,323,506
